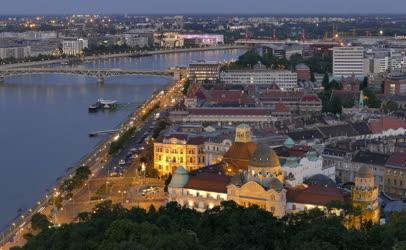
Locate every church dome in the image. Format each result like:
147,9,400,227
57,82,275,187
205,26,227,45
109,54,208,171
168,166,189,188
262,177,284,191
249,143,281,168
230,171,246,187
284,137,295,149
356,166,374,178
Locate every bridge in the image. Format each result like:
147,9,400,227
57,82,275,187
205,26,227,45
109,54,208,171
0,67,174,83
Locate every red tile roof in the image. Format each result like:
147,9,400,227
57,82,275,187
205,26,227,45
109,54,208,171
189,108,273,116
184,172,231,193
287,185,349,206
385,152,406,169
205,90,253,105
159,133,206,145
301,95,321,102
274,103,289,113
368,117,406,134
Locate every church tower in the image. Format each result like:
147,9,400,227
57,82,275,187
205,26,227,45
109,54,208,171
235,124,252,143
350,166,380,228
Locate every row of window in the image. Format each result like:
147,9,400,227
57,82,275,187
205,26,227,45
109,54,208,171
156,155,205,164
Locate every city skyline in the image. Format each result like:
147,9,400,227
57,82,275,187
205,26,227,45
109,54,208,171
2,0,406,15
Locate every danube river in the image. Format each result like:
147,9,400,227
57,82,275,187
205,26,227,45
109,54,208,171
0,49,245,229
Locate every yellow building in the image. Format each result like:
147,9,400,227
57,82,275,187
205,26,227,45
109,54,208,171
227,143,286,217
154,133,205,176
350,166,380,228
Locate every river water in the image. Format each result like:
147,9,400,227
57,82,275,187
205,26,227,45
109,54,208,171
0,49,244,229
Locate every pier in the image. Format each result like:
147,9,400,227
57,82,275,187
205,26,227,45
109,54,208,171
88,129,119,137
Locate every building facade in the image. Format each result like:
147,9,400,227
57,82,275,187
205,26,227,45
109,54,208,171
188,62,221,82
0,45,31,59
62,38,88,56
220,69,298,90
384,152,406,199
333,46,364,78
153,134,206,176
384,73,406,95
350,166,380,229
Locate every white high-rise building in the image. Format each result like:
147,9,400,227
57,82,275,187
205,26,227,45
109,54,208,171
62,38,88,56
333,46,364,78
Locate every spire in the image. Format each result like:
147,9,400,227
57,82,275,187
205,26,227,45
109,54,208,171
359,90,365,112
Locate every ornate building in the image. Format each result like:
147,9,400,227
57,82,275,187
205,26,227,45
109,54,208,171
223,124,257,175
153,133,206,176
350,166,380,228
227,143,286,217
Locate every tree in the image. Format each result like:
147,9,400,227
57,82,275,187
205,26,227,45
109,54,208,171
30,213,51,231
383,100,399,113
328,96,343,114
310,71,316,82
363,88,381,108
236,49,262,68
360,76,369,90
322,73,330,90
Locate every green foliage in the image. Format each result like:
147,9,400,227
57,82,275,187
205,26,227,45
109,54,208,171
235,49,262,67
18,200,406,250
109,127,137,155
141,103,160,121
328,96,343,114
182,79,191,95
363,88,381,109
152,120,169,139
83,44,133,56
60,166,92,194
30,213,51,232
383,100,399,113
360,76,369,90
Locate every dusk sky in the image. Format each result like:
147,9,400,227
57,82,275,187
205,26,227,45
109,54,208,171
1,0,406,15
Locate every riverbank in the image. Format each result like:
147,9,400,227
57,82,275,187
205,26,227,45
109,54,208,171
0,45,248,70
0,75,185,249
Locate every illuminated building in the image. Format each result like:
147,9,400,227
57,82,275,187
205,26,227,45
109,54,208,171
223,124,257,175
62,38,88,56
227,143,286,217
384,73,406,95
350,166,380,228
153,133,205,176
384,152,406,199
168,166,229,212
188,61,222,82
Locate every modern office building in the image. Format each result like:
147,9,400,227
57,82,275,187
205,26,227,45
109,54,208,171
220,69,298,90
188,61,222,82
62,38,88,56
333,46,364,78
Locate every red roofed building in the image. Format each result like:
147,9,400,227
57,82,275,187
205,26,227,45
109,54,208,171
170,107,286,125
384,152,406,199
287,185,350,212
368,117,406,135
258,90,321,113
